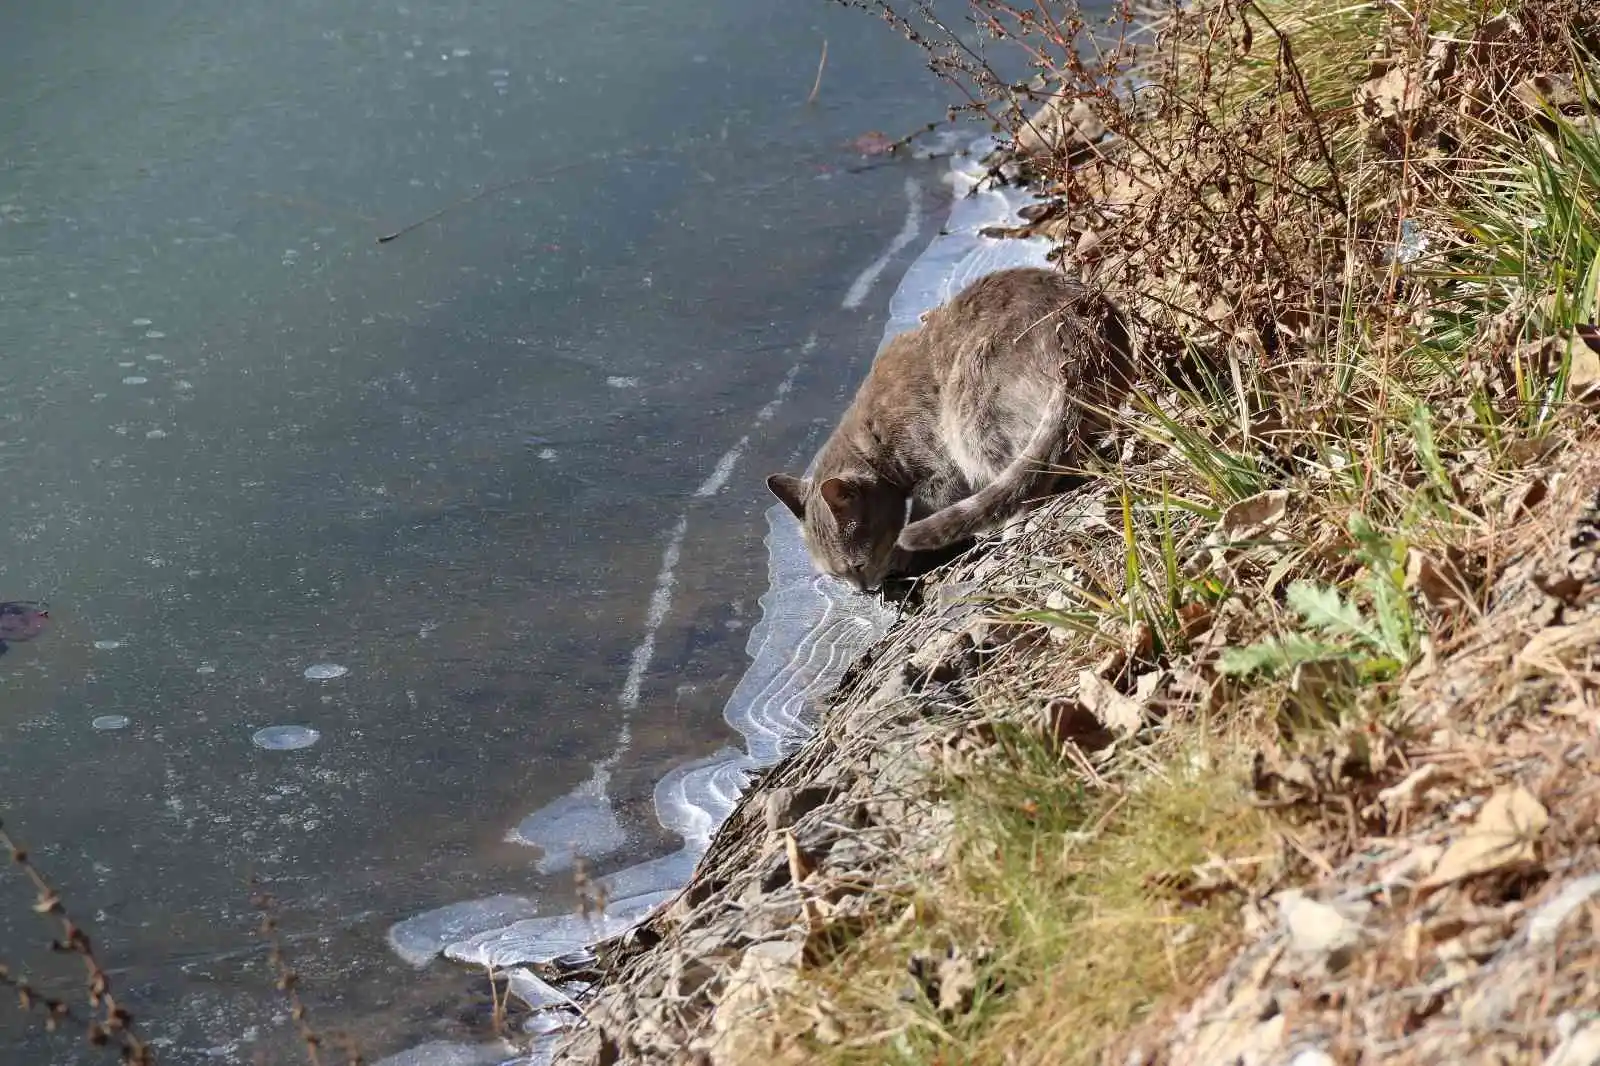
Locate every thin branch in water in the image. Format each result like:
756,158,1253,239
808,39,830,104
375,144,681,244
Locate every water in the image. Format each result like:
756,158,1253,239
0,0,1015,1062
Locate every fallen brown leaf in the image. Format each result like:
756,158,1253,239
1420,786,1548,891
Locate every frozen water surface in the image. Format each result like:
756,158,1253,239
508,767,628,874
505,969,575,1012
387,893,540,967
444,888,675,969
0,0,1051,1059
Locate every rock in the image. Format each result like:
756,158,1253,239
935,953,979,1016
1277,891,1368,970
1289,1050,1337,1066
1527,874,1600,947
905,628,981,690
704,941,805,1066
1546,1019,1600,1066
763,784,837,836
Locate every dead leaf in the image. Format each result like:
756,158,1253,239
1078,670,1144,734
1420,786,1549,890
1133,669,1165,705
936,953,979,1016
1501,477,1549,523
1040,697,1116,754
1176,602,1214,642
783,831,815,885
1356,65,1427,119
1405,548,1470,612
1220,490,1289,539
1373,764,1447,816
850,130,895,156
1565,327,1600,399
1510,74,1587,115
1516,616,1600,676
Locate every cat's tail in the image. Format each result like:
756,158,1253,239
896,371,1077,553
896,301,1131,554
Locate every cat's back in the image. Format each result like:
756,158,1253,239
839,267,1107,439
920,267,1087,345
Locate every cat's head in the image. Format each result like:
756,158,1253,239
765,473,907,592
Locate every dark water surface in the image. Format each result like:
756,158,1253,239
0,0,981,1061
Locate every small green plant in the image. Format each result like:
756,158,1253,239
1219,512,1419,682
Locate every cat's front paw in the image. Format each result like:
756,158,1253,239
896,519,942,553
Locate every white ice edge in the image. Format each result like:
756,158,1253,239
388,137,1055,1006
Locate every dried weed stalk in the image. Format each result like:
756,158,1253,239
250,882,363,1066
0,818,156,1064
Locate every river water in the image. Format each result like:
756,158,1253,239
0,0,1022,1062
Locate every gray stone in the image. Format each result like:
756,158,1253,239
1528,874,1600,947
1546,1020,1600,1066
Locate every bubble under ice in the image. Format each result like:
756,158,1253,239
251,725,321,750
92,715,130,731
303,663,349,680
395,135,1055,993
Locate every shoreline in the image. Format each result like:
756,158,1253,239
371,135,1065,1066
387,1,1600,1061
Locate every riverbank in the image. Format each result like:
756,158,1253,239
519,1,1600,1063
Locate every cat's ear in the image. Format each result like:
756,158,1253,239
766,474,809,520
818,477,857,515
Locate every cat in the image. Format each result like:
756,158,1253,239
766,266,1133,592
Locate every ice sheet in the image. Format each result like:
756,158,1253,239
443,889,676,970
386,893,541,968
506,767,627,875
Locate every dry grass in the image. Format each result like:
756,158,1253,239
761,0,1600,1063
783,733,1280,1065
